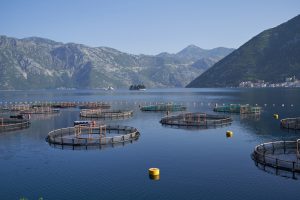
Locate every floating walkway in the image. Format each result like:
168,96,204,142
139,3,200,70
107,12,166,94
281,118,300,130
46,125,140,148
80,109,133,119
213,104,261,114
0,118,30,132
160,112,232,128
252,140,300,173
140,103,186,112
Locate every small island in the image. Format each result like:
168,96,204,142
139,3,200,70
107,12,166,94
129,84,146,90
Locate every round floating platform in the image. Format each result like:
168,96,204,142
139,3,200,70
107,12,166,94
281,118,300,130
160,112,232,128
78,102,111,110
32,102,77,109
140,103,186,112
252,140,300,173
9,104,31,111
20,107,60,114
0,118,30,132
46,125,140,147
213,104,261,114
80,109,133,119
50,102,77,108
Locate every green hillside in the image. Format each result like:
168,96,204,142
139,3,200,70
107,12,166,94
187,14,300,88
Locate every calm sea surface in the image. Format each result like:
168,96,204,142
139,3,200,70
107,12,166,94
0,88,300,200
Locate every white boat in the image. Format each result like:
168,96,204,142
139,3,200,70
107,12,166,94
105,86,114,91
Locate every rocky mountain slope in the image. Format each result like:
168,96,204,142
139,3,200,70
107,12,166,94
0,35,233,89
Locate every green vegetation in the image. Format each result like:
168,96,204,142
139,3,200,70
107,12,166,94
187,14,300,88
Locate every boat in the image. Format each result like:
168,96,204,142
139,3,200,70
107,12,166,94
129,84,146,90
105,86,114,91
10,114,25,119
74,120,91,126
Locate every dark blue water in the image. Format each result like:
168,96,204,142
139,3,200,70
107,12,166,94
0,88,300,200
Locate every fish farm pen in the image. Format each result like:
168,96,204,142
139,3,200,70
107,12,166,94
0,118,30,132
80,109,133,119
140,103,186,112
1,101,112,109
78,102,111,109
252,140,300,173
160,112,232,128
20,107,60,114
213,104,261,114
9,104,31,111
46,125,140,148
32,102,77,108
281,118,300,130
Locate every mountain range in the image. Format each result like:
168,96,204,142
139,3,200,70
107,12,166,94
0,36,234,89
187,14,300,88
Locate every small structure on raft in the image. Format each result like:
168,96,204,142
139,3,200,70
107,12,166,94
213,104,261,114
46,123,140,149
140,103,186,112
281,117,300,130
252,140,300,174
160,112,232,128
80,109,133,119
0,117,30,132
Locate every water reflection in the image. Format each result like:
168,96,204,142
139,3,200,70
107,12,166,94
253,160,300,180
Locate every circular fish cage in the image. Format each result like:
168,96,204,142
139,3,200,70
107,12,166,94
213,104,261,114
46,125,140,148
78,102,111,110
20,107,60,114
160,112,232,128
281,118,300,130
80,109,133,119
32,102,77,108
140,103,186,112
49,102,77,108
8,104,31,111
0,118,30,132
252,140,300,173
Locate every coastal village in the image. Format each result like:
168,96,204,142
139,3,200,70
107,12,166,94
239,76,300,88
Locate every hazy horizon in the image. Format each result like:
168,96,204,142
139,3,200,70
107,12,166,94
1,0,300,54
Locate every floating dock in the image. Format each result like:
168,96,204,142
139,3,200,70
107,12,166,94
140,103,186,112
46,125,140,148
0,118,30,132
252,140,300,173
160,112,232,128
80,109,133,119
281,117,300,130
213,104,261,114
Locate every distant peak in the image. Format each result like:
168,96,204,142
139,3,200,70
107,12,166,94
186,44,200,48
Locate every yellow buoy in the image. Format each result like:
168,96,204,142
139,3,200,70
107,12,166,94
273,114,279,119
149,168,160,180
149,174,160,180
226,131,233,138
149,168,160,176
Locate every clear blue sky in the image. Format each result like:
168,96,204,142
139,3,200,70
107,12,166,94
1,0,299,54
